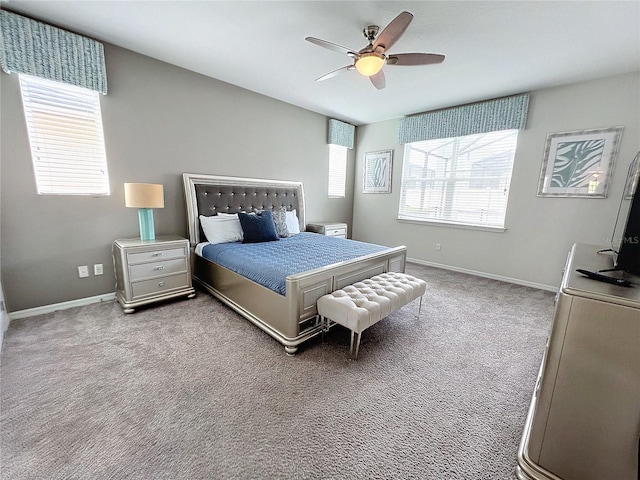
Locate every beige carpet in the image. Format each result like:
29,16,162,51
0,263,554,479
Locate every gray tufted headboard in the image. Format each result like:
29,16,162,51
182,173,306,246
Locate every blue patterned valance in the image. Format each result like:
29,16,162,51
0,10,107,94
328,119,355,149
398,94,529,144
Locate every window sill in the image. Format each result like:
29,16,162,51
396,217,506,233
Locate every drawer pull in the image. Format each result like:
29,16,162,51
155,266,165,270
152,252,164,257
158,281,165,287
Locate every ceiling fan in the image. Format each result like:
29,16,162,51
305,11,445,90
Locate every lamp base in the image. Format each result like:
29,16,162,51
138,208,155,241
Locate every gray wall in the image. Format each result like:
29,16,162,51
1,44,354,312
353,73,640,289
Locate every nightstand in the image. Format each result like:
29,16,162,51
306,222,348,239
113,236,195,313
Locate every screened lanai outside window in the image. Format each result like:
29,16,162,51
19,74,110,195
398,130,519,229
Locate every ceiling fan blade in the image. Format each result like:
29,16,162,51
369,70,386,90
372,11,413,52
387,53,445,66
305,37,358,57
315,65,355,82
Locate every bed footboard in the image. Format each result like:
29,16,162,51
193,246,407,354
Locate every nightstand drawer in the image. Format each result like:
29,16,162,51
132,273,189,298
127,246,186,265
326,227,347,237
129,257,187,281
307,222,348,238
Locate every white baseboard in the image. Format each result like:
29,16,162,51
407,257,557,292
5,262,556,321
8,293,116,321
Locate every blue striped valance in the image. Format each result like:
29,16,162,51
328,119,355,149
398,94,529,144
0,10,107,94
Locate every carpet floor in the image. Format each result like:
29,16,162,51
0,263,554,479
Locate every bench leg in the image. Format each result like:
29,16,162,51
350,330,362,359
324,316,331,332
321,316,333,343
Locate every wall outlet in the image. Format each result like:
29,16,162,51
78,265,89,278
94,264,104,275
435,243,442,251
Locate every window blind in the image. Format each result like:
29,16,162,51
20,74,110,195
399,130,519,228
328,144,347,198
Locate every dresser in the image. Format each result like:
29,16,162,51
306,222,348,239
517,243,640,480
113,236,195,313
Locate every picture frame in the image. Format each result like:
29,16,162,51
363,150,393,194
537,126,623,198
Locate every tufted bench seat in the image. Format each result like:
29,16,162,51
317,272,427,358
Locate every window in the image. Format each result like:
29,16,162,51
398,130,519,229
19,74,110,195
328,144,347,198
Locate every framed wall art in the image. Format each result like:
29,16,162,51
363,150,393,194
537,126,623,198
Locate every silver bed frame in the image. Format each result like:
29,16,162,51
182,173,407,354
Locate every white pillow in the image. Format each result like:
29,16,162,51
199,214,243,244
285,209,301,235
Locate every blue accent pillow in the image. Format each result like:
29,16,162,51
238,210,280,243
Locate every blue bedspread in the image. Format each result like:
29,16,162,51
200,232,388,295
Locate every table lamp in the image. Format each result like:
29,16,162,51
124,183,164,241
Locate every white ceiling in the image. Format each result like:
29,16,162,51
3,1,640,125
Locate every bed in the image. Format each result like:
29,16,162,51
182,173,407,354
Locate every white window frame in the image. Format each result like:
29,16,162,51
19,74,110,196
328,144,347,198
398,130,519,230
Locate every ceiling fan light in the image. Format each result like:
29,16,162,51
355,54,385,76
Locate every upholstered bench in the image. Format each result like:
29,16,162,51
317,272,427,358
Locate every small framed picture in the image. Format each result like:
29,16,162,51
537,126,623,198
363,150,393,194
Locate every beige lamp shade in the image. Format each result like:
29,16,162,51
124,183,164,208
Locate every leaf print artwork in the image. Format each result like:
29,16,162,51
551,139,604,188
369,157,388,187
363,150,393,193
537,126,623,198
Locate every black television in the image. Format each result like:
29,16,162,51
611,151,640,274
